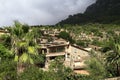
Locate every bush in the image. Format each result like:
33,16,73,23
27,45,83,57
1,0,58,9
0,60,17,80
58,31,75,43
19,66,44,80
86,58,107,79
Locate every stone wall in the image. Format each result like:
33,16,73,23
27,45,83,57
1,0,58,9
105,77,120,80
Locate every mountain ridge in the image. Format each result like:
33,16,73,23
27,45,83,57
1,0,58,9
58,0,120,25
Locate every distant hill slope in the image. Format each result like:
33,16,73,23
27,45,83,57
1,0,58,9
58,0,120,25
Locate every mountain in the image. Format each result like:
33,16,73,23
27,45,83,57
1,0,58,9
58,0,120,25
86,0,120,15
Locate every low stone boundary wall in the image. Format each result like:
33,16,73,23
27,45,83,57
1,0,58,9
105,77,120,80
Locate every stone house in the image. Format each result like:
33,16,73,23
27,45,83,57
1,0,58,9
0,29,9,36
65,44,90,69
38,37,90,74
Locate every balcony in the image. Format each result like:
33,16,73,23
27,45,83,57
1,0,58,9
46,52,65,57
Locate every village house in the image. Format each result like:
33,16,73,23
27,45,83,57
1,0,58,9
65,44,90,75
38,37,69,68
0,29,9,42
38,36,90,74
65,44,90,69
0,29,9,36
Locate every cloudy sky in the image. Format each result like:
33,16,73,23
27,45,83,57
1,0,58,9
0,0,96,27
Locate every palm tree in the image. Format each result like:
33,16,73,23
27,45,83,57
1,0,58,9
105,42,120,76
9,21,40,74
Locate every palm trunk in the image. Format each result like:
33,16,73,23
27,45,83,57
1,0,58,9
116,63,120,76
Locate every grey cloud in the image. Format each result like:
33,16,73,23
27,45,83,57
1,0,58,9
0,0,96,27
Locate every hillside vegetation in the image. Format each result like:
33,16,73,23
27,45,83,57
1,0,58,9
58,0,120,25
0,0,120,79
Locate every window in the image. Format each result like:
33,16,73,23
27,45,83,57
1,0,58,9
67,53,70,58
74,49,77,53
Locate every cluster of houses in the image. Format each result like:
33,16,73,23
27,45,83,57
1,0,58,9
0,28,91,75
37,28,91,74
38,36,90,74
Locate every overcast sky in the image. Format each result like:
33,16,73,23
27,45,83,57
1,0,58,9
0,0,96,27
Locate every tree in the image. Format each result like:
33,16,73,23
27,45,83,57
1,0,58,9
8,21,40,74
105,43,120,76
0,34,11,49
85,49,109,79
58,31,74,43
49,57,73,80
19,65,44,80
86,57,107,79
0,44,12,61
0,60,17,80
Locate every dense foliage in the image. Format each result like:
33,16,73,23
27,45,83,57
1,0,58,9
58,31,75,43
0,21,120,80
0,1,120,79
